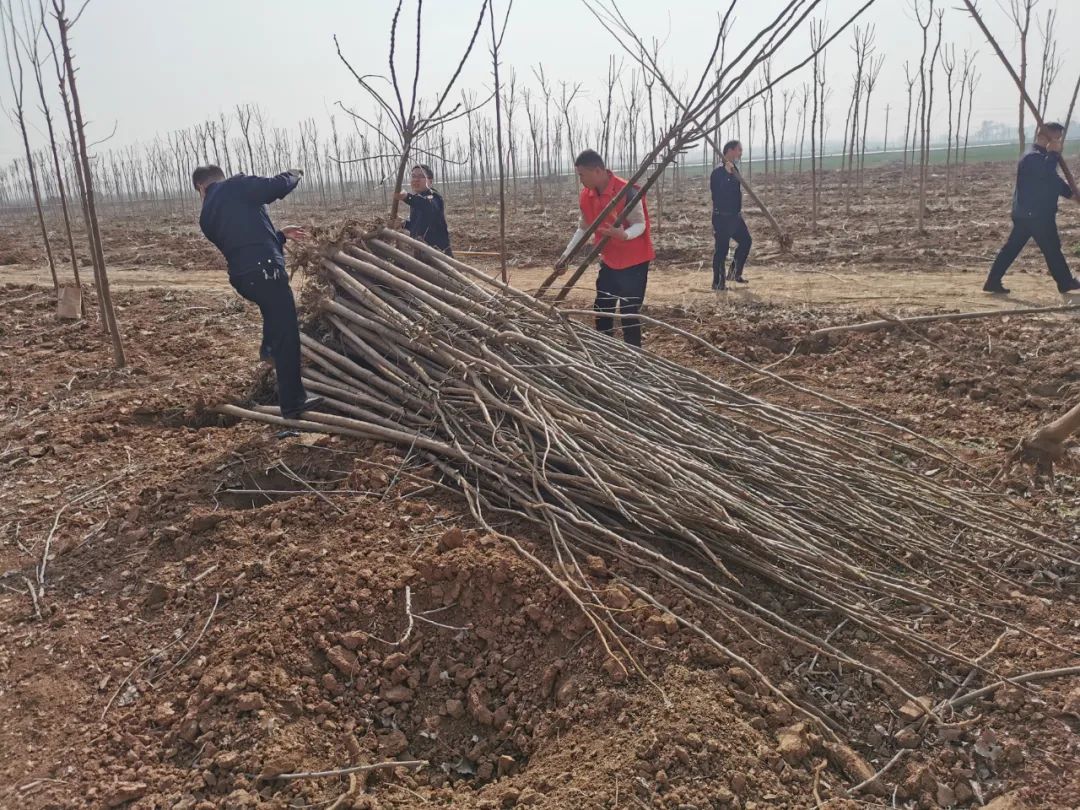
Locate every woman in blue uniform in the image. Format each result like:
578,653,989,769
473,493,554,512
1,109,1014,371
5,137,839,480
397,164,453,255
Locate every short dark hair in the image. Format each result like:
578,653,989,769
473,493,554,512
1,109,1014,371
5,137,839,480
722,140,742,156
412,164,434,181
1039,122,1065,137
574,149,605,169
192,165,225,189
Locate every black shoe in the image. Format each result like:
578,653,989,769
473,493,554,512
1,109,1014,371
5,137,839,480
982,282,1010,294
1060,277,1080,293
712,281,727,291
282,396,325,420
734,275,748,284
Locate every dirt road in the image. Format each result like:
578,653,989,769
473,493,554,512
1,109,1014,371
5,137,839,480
7,258,1078,315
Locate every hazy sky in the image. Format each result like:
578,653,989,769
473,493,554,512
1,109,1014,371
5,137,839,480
2,0,1079,164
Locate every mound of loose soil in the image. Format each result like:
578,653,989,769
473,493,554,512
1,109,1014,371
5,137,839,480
2,284,1078,809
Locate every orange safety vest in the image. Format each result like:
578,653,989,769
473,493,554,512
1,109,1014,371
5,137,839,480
578,172,656,270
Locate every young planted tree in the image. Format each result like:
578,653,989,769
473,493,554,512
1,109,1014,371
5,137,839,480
522,87,544,205
2,0,58,294
843,26,873,214
488,0,512,282
954,49,974,180
1035,6,1060,120
1006,0,1035,151
941,44,956,200
599,55,618,163
797,82,810,172
913,0,937,233
52,0,125,366
334,0,490,222
503,69,518,199
778,87,794,173
26,0,83,308
533,63,553,178
810,19,827,232
859,53,884,186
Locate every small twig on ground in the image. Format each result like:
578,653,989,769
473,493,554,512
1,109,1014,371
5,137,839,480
38,469,130,599
872,309,952,354
191,564,219,584
810,303,1079,338
370,586,415,647
812,758,827,806
941,629,1014,709
277,460,346,515
102,592,220,719
277,759,427,781
850,749,909,795
949,665,1080,710
151,592,221,684
23,576,41,620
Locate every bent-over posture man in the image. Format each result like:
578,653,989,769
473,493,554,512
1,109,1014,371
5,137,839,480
194,165,322,420
555,149,655,347
396,164,453,255
710,140,752,289
984,122,1080,295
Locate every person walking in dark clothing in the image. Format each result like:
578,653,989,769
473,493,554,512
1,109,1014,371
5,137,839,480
397,164,453,255
710,140,753,290
194,165,322,420
984,122,1080,295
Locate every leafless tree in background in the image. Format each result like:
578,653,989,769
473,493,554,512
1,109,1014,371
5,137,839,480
1035,6,1060,121
488,0,512,282
2,0,58,293
334,0,490,221
52,0,125,366
1005,0,1036,152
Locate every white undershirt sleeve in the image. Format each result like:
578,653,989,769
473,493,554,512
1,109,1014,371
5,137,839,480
621,197,646,240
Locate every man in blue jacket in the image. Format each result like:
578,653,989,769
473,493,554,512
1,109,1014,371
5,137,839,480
984,122,1080,295
194,165,321,420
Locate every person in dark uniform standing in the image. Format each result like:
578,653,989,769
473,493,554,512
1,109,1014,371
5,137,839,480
710,140,753,290
194,165,322,420
396,164,453,255
984,122,1080,295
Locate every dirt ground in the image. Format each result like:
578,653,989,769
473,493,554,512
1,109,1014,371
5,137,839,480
1,163,1079,809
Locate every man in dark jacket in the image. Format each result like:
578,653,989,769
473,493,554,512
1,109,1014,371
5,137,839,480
710,140,752,290
194,165,321,420
984,122,1080,295
396,164,453,254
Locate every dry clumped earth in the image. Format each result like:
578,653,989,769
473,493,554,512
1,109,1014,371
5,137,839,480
2,163,1080,810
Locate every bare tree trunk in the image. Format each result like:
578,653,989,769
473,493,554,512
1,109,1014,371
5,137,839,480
1008,0,1034,152
920,9,944,230
942,44,956,202
883,104,890,154
798,83,809,173
1035,8,1060,121
963,71,978,166
914,0,934,233
29,0,82,311
810,24,823,233
54,0,125,366
860,54,884,187
488,0,511,283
